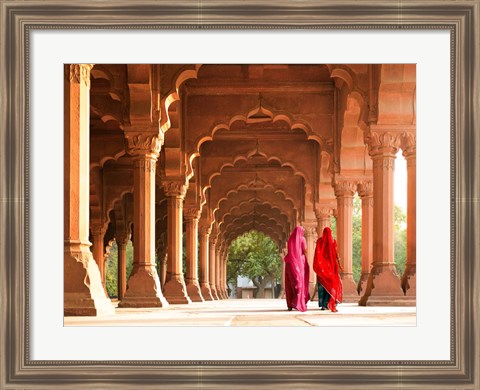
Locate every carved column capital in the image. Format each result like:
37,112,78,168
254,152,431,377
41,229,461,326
116,233,131,247
184,208,201,221
315,206,333,220
66,64,94,87
401,132,416,161
357,180,373,198
366,131,401,158
199,225,212,238
91,224,107,237
126,133,163,158
334,180,357,198
162,180,188,198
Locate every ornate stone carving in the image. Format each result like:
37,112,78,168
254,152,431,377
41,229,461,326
90,224,107,237
366,131,401,157
133,157,157,172
401,132,416,159
357,180,373,198
162,181,188,198
334,180,357,197
68,64,93,87
184,208,201,221
199,226,212,237
126,133,162,156
372,157,395,170
315,207,333,220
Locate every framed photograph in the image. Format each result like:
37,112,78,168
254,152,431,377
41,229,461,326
1,1,478,388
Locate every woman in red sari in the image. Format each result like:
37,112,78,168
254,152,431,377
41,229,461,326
313,227,343,312
283,226,310,312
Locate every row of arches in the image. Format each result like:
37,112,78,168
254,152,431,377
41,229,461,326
64,63,416,316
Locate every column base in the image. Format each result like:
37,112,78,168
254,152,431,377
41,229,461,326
210,285,220,300
341,273,359,302
118,266,169,308
186,280,204,302
200,283,214,301
402,264,416,298
163,274,192,304
357,272,370,295
64,247,115,317
222,288,229,299
359,264,413,306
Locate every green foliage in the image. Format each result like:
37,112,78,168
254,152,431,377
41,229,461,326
394,205,407,276
105,240,134,298
352,196,362,283
227,231,282,296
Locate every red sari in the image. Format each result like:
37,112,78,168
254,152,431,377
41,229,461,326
284,226,310,312
313,227,343,312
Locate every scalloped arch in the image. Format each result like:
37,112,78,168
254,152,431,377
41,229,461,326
187,108,327,180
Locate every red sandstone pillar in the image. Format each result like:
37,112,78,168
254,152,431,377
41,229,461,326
209,238,219,299
401,133,416,297
199,227,214,300
118,138,168,308
184,209,204,302
315,207,333,237
357,181,373,295
158,251,167,292
303,223,317,298
91,225,107,287
334,180,359,301
64,64,114,316
162,182,191,304
279,245,287,299
215,245,224,299
223,254,229,298
221,252,228,299
116,235,129,300
359,131,407,306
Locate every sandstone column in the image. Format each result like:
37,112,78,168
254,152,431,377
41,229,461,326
209,237,219,299
223,255,229,298
334,180,359,301
91,225,107,287
315,207,333,236
118,135,168,308
279,245,287,299
64,64,114,316
199,227,214,300
401,133,416,297
359,131,408,305
222,253,228,299
162,182,191,304
215,245,224,299
303,223,318,299
116,235,129,300
184,209,204,302
357,181,373,295
158,251,168,292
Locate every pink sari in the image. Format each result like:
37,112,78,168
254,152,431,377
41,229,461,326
284,226,310,312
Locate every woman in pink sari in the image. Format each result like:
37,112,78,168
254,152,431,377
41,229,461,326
283,226,310,312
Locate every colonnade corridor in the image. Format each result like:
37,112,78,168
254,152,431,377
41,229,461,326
64,64,416,323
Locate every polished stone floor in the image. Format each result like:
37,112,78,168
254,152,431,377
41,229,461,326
64,298,416,327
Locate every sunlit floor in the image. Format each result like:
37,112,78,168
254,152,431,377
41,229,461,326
64,298,416,327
